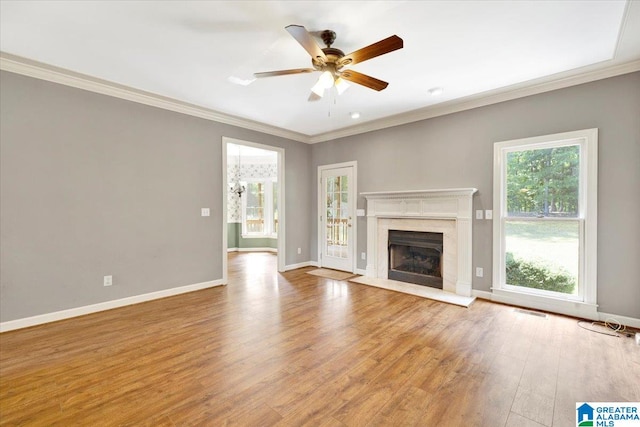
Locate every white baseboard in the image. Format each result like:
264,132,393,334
284,261,318,271
471,289,640,328
598,312,640,329
355,268,367,276
472,290,494,300
0,279,224,333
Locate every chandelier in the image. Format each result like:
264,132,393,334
230,149,245,197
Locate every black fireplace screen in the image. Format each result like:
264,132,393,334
388,230,443,289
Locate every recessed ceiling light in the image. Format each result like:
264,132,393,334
428,87,444,96
227,76,256,86
350,112,361,119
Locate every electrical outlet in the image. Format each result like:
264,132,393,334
201,208,210,217
476,210,483,220
485,210,493,220
361,252,366,260
475,267,483,277
104,275,113,287
297,247,301,254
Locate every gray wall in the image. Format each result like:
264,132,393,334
0,71,312,322
227,223,277,249
311,71,640,318
228,223,240,249
2,69,638,322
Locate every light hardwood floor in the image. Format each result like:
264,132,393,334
1,252,638,426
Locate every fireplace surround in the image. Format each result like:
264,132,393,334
361,188,477,297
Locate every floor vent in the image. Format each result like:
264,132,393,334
514,308,548,318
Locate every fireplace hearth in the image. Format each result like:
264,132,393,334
388,230,443,289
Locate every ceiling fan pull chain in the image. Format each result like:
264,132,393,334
329,89,337,117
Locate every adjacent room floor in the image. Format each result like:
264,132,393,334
1,252,638,426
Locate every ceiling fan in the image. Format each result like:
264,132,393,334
254,25,403,100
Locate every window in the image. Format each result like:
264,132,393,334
242,178,277,238
493,129,597,310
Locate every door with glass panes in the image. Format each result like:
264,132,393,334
320,166,355,272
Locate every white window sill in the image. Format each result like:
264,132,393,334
489,287,598,320
241,234,277,239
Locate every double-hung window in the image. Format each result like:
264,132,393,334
241,178,277,238
493,129,597,312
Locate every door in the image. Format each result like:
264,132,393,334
320,165,355,272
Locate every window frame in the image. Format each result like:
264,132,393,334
492,129,598,309
241,177,277,238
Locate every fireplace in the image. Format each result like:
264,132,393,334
388,230,443,288
362,188,477,297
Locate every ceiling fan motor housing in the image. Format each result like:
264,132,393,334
312,47,346,71
312,30,352,73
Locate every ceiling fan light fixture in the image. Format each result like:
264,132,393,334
319,71,335,89
311,71,336,97
335,77,350,95
311,80,326,97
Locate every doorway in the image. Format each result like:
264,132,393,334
222,137,285,283
318,162,357,273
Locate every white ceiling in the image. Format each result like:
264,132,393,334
1,1,639,142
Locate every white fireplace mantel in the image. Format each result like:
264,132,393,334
362,188,478,297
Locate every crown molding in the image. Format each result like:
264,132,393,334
308,59,640,144
2,52,638,145
0,52,310,143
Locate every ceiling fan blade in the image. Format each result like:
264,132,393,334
339,70,389,91
338,35,403,67
285,24,328,62
254,68,315,78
